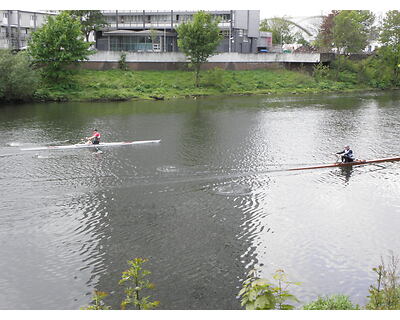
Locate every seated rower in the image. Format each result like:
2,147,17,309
86,129,101,145
336,145,355,163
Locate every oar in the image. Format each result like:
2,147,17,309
333,153,341,163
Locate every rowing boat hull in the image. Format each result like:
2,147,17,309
21,140,161,151
287,157,400,171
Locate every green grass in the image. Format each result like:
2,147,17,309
303,294,359,310
35,68,371,102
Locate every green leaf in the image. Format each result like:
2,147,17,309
280,304,295,310
238,287,247,296
254,294,275,310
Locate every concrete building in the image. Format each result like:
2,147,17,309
96,10,272,54
0,10,56,50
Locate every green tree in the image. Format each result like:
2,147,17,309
0,50,39,102
64,10,108,42
119,258,160,310
27,11,91,82
378,10,400,85
176,11,222,87
314,10,340,51
332,10,375,53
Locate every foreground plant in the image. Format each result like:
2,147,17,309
303,294,359,310
82,291,110,310
366,253,400,310
83,257,159,310
119,257,160,310
239,269,300,310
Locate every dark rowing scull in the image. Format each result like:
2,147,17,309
287,157,400,171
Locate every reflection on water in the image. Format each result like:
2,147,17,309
0,92,400,309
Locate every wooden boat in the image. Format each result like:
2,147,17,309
21,140,161,151
287,157,400,171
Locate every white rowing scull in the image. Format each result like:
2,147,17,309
20,140,161,151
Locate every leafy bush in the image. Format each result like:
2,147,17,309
239,269,300,310
118,52,128,71
303,294,359,310
313,62,330,82
0,50,39,102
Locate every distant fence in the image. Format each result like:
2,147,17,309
78,51,335,71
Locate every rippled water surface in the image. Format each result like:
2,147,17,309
1,92,400,309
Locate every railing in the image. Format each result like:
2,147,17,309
105,21,231,29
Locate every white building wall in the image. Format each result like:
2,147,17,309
248,10,260,38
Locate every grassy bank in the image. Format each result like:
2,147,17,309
33,68,373,102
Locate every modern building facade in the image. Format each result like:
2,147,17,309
0,10,56,50
96,10,272,53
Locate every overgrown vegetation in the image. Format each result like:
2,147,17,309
313,54,399,89
0,50,39,102
34,68,371,102
83,257,159,310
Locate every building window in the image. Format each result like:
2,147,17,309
153,43,160,51
106,16,116,24
3,13,8,19
214,14,230,23
110,35,153,52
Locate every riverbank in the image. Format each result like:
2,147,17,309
32,69,374,102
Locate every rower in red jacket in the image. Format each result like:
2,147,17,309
86,129,101,145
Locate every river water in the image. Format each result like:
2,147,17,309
0,92,399,309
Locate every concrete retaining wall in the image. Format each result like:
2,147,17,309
80,51,324,71
88,51,322,63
